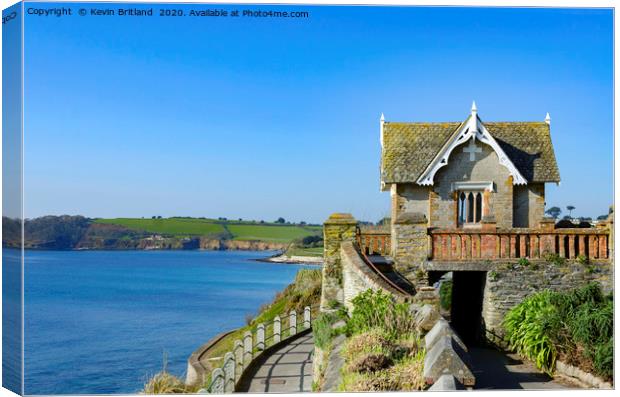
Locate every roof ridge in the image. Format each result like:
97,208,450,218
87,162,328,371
485,121,548,124
384,121,461,124
385,120,546,124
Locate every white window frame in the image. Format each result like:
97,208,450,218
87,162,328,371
453,182,493,227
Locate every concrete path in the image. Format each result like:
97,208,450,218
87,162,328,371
237,333,314,393
469,347,575,390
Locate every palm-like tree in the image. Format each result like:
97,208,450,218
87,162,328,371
545,206,562,219
567,205,576,217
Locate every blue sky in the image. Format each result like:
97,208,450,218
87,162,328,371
21,3,613,223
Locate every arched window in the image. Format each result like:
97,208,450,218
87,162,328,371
457,189,486,226
475,192,482,223
467,192,474,223
458,192,466,224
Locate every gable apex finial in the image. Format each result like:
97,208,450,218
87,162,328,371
471,100,477,114
545,112,551,125
380,112,385,122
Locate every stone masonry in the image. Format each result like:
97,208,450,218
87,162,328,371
320,213,357,310
341,241,409,311
431,144,514,229
391,212,429,288
482,260,613,345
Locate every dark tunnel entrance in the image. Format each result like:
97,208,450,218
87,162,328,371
451,271,486,345
429,270,487,346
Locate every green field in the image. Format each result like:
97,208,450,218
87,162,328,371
95,217,322,242
95,218,226,236
285,246,324,257
227,224,321,242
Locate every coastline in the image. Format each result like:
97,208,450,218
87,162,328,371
255,252,323,265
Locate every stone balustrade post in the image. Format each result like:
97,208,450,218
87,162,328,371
233,340,243,381
392,212,429,289
256,323,265,351
289,310,297,336
243,331,252,368
273,315,281,343
321,213,357,311
223,352,235,393
210,368,224,394
539,217,555,231
303,306,311,329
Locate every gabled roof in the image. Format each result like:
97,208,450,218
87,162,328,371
380,109,561,187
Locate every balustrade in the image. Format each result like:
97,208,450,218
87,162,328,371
203,306,314,393
356,228,391,256
429,229,609,261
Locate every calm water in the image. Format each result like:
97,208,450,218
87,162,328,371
23,250,314,395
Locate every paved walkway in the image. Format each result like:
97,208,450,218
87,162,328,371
469,347,574,390
237,332,314,393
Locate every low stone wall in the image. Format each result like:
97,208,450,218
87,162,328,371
340,241,410,311
555,360,612,389
186,330,236,387
418,309,475,389
481,260,613,343
187,307,313,393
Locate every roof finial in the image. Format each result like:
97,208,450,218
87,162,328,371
471,100,477,114
545,112,551,125
380,112,385,123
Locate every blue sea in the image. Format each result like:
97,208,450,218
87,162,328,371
21,250,315,395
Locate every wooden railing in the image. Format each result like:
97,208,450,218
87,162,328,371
429,228,610,261
200,306,313,393
356,227,391,256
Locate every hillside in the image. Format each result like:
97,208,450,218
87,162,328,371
3,216,322,251
95,217,322,242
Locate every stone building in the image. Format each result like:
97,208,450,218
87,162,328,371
381,102,559,232
321,102,612,347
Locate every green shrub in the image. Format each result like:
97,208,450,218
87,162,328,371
544,253,565,266
593,338,613,379
576,254,589,265
346,289,415,339
503,290,557,373
313,312,340,349
518,257,530,267
504,283,613,380
439,280,452,311
327,299,341,309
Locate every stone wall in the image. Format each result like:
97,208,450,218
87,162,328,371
482,260,613,344
513,183,545,228
341,241,409,311
392,183,430,222
429,143,514,229
320,213,357,310
392,212,429,288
